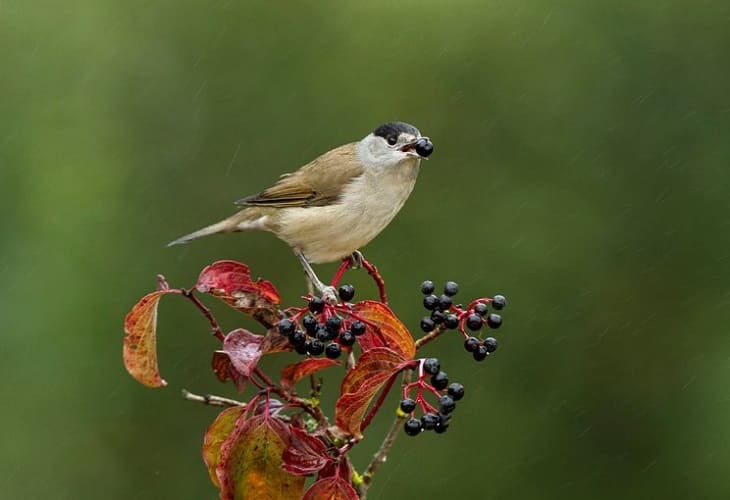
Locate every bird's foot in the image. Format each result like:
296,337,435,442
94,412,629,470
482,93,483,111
349,251,364,270
319,285,338,305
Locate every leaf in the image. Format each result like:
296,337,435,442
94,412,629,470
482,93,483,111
223,328,264,377
123,290,176,388
281,358,340,391
282,426,332,475
335,347,406,439
217,413,305,500
211,351,248,392
203,405,245,488
352,301,415,360
303,477,358,500
195,260,281,326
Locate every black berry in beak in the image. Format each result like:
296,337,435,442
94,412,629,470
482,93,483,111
415,138,434,158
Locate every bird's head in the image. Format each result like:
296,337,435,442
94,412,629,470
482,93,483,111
356,121,434,170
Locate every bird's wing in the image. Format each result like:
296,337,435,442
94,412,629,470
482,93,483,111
235,143,364,208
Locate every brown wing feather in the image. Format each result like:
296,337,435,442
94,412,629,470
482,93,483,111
235,143,363,208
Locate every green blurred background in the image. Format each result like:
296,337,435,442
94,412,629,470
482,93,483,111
2,0,729,498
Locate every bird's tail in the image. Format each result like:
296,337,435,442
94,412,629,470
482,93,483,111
167,210,264,246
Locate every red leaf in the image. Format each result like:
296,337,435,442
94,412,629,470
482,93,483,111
281,358,340,391
123,290,176,388
211,351,248,392
217,412,304,500
282,426,332,475
202,405,245,488
222,328,264,377
352,301,415,360
195,261,281,325
335,347,406,438
303,477,358,500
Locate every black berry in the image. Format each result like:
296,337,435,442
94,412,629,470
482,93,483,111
473,345,488,361
315,327,331,342
438,395,456,415
308,297,325,314
487,313,502,329
290,330,306,347
350,321,366,336
492,294,507,310
466,313,483,331
421,412,439,430
443,281,459,297
447,383,465,401
278,319,296,336
302,315,318,336
431,371,449,390
423,294,439,311
308,339,325,355
404,418,422,436
294,342,308,355
325,315,342,335
420,317,436,333
464,336,480,353
400,398,417,413
415,138,434,158
434,421,449,434
423,358,440,375
431,310,445,324
444,314,459,329
420,280,435,295
473,302,488,316
325,343,342,359
338,330,356,346
437,294,452,311
483,337,498,353
338,284,355,302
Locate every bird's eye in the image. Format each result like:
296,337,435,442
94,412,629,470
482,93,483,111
387,136,397,146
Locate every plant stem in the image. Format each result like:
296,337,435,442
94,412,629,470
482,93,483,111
181,288,226,341
181,389,244,407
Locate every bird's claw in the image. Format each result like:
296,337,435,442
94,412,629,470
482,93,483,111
320,285,338,305
349,251,364,270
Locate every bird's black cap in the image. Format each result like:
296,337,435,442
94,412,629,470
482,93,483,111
373,122,420,143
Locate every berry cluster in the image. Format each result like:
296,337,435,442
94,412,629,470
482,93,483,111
277,284,365,359
400,357,464,436
419,280,507,362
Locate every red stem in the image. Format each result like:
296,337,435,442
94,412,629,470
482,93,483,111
360,372,399,432
174,288,225,341
330,259,352,288
360,257,388,304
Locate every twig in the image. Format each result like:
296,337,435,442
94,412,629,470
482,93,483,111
181,288,226,341
357,370,412,499
415,325,445,350
181,389,244,407
360,257,388,304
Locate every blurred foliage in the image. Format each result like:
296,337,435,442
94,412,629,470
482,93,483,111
1,0,729,498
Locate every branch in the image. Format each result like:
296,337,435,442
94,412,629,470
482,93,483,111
181,389,244,407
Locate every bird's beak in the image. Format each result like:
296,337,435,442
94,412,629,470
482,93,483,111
402,137,431,160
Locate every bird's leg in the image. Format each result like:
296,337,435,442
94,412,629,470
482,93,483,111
296,250,338,303
349,250,364,270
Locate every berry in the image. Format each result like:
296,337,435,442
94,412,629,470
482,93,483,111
415,138,434,158
492,294,507,310
431,310,445,324
421,412,439,430
278,319,296,336
466,313,483,331
444,314,459,329
420,317,436,333
302,315,318,336
473,302,488,316
308,340,325,355
290,330,306,347
350,321,366,336
316,327,331,342
437,294,452,311
483,337,498,353
487,313,502,329
434,421,449,434
420,280,435,295
423,294,439,311
325,315,342,335
431,371,449,390
400,398,417,413
447,382,465,401
338,284,355,302
438,395,456,415
294,342,309,355
308,297,325,314
338,330,356,346
464,336,480,352
443,281,459,297
473,345,488,361
325,343,342,359
423,358,440,375
404,418,422,436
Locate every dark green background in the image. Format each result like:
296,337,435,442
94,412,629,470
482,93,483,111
2,1,729,498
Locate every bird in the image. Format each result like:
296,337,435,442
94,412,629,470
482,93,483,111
168,121,434,302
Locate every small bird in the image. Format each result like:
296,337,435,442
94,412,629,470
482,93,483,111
169,121,434,301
